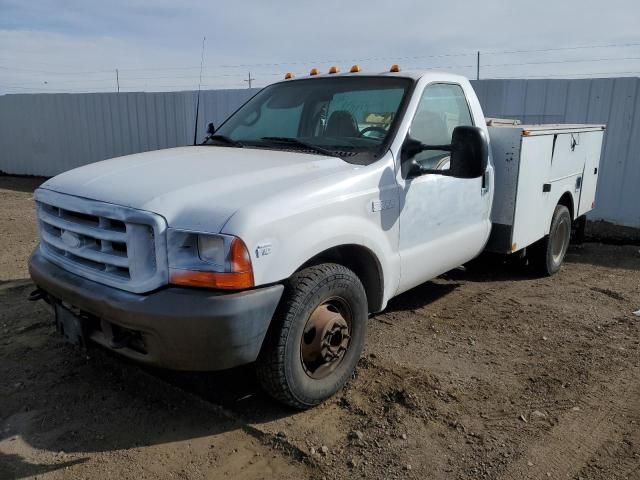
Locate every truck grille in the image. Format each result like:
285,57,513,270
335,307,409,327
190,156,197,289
35,189,168,293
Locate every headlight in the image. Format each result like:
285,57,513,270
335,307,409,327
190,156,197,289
197,234,225,266
167,230,254,290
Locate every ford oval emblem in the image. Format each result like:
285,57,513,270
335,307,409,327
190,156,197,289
61,230,82,249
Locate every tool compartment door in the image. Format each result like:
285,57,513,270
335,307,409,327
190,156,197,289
577,130,605,216
511,135,553,251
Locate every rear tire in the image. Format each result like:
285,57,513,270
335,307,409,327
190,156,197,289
256,263,368,409
530,204,572,276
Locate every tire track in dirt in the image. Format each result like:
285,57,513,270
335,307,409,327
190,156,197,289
497,367,640,480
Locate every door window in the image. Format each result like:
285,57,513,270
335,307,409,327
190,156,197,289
409,83,473,169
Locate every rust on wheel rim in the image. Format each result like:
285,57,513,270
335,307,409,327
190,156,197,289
300,297,352,379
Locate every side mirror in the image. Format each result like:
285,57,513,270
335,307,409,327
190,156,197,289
401,126,488,179
206,122,216,135
448,126,488,179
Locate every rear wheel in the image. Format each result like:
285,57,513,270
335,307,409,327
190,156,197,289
256,263,368,409
530,204,572,276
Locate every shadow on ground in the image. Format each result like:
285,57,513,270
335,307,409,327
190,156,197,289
564,243,640,271
0,175,46,193
0,453,87,479
384,280,461,313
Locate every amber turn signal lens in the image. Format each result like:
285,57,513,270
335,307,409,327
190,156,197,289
328,65,339,74
228,237,252,275
309,68,319,75
389,64,400,72
169,270,254,290
170,237,254,290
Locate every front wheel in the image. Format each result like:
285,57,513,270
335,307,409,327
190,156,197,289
256,263,368,409
530,204,572,276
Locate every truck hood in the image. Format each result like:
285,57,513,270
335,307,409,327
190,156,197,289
41,146,354,232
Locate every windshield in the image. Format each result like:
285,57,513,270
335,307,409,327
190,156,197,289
212,76,413,164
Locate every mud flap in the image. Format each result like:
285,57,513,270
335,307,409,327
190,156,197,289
54,303,87,347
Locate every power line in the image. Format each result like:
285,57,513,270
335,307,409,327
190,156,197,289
0,83,250,93
482,56,640,68
7,71,640,94
483,42,640,56
15,53,640,87
0,71,274,87
4,68,640,94
0,65,117,75
2,40,639,76
492,70,640,79
166,41,640,69
3,40,640,94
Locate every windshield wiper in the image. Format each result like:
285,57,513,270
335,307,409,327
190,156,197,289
261,137,336,157
204,134,244,148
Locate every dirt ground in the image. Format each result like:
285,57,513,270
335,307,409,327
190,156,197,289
1,175,639,480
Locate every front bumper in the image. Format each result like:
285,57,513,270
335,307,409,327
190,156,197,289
29,249,283,371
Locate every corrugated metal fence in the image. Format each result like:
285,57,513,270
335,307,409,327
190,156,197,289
0,89,257,177
1,78,639,227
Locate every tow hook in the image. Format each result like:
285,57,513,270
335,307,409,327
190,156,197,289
28,288,47,302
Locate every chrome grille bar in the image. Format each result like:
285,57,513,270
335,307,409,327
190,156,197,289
34,189,168,293
38,207,128,243
40,229,130,268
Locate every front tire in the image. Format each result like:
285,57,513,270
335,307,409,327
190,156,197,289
530,204,572,276
256,263,368,409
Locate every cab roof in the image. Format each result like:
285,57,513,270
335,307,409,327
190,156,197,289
274,69,469,85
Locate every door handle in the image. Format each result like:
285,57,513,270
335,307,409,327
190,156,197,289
481,171,490,195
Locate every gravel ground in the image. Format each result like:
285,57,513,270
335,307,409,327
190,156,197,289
1,175,639,480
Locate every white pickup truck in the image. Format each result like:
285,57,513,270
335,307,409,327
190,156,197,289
29,67,605,408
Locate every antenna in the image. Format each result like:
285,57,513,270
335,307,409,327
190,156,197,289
115,68,120,93
244,71,256,89
193,36,206,145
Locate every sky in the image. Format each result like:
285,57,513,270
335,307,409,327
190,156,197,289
1,0,639,94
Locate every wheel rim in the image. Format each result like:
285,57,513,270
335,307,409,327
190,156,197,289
300,297,352,379
551,216,571,264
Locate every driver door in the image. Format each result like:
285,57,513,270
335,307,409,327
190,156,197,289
396,82,491,294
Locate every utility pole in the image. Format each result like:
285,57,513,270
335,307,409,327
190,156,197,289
476,51,480,80
244,71,255,89
115,68,120,93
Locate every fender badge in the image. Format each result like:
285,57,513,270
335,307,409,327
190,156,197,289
255,243,272,258
371,199,394,212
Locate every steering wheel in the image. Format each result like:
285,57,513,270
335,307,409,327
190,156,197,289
359,126,388,139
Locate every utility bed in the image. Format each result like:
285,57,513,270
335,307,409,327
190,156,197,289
485,122,606,254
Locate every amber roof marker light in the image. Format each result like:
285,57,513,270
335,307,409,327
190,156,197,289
328,66,340,74
309,68,319,76
350,64,361,73
389,64,401,72
284,72,294,80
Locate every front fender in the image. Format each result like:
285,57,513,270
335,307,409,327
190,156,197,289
240,214,400,308
221,157,401,306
